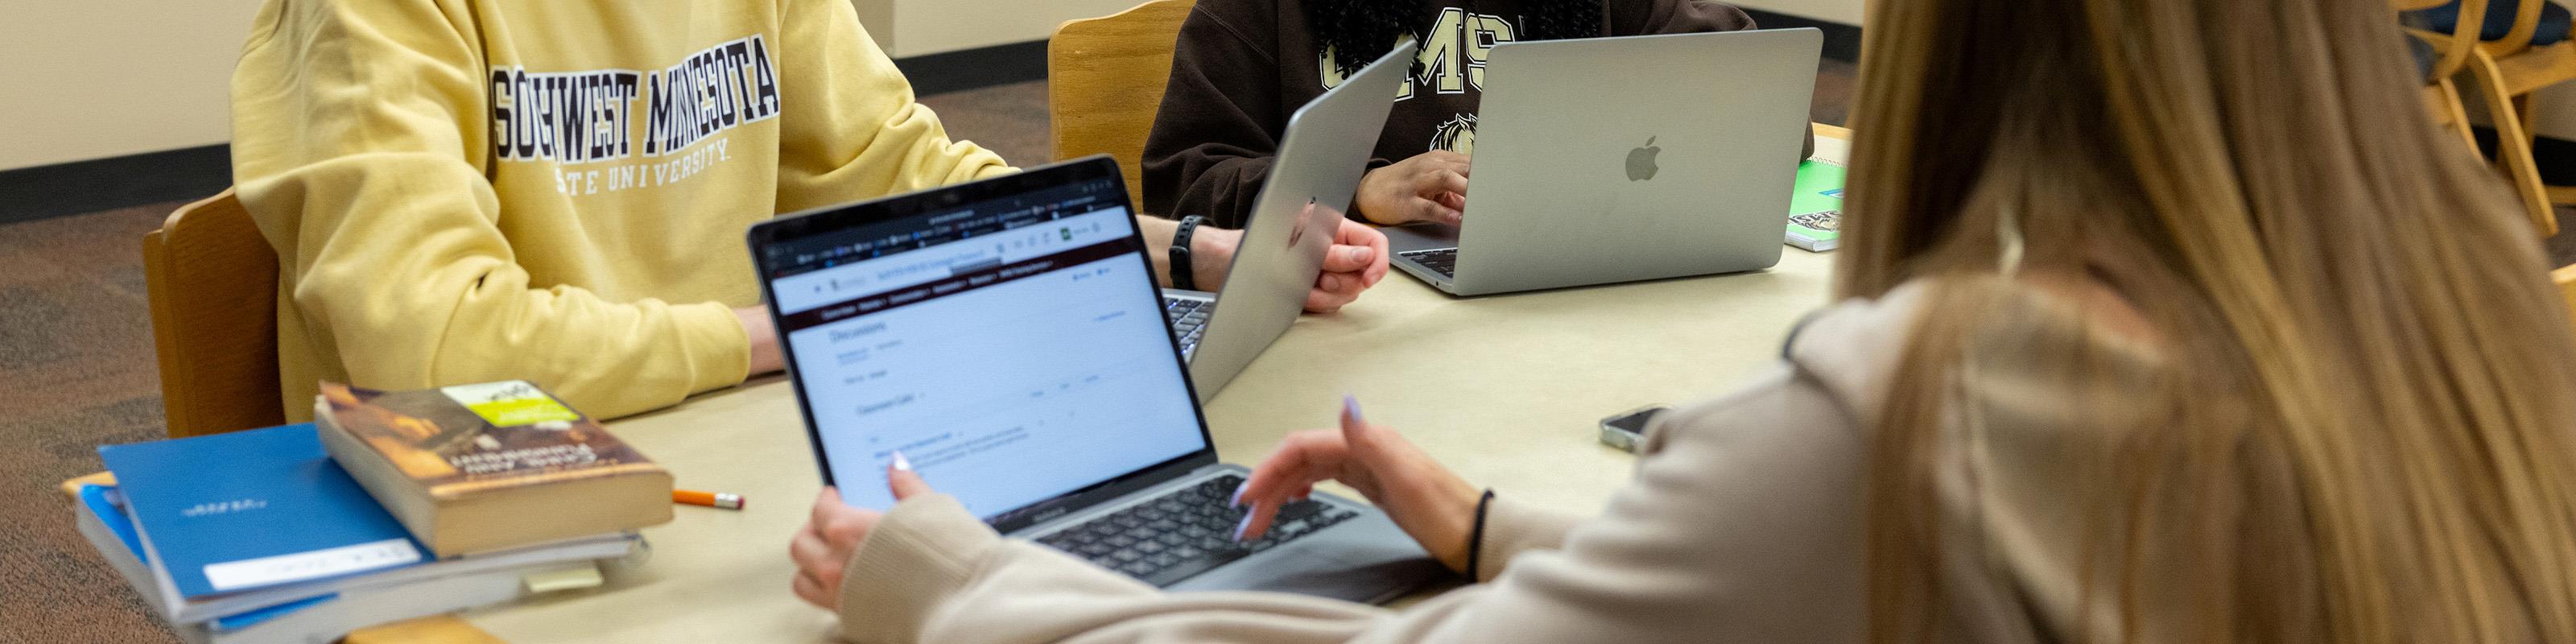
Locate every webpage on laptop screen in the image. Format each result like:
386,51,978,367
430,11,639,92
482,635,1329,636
767,192,1207,515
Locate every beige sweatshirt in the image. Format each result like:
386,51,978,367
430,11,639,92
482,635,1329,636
828,283,2155,643
231,0,1011,423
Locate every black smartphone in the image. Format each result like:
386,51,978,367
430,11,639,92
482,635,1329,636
1597,405,1670,452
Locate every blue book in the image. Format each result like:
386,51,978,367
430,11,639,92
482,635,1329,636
78,485,143,556
74,484,336,630
97,423,427,604
70,477,642,637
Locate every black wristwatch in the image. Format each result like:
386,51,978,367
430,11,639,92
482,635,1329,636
1169,215,1206,291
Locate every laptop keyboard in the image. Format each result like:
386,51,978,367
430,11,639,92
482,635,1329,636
1400,248,1459,279
1162,296,1212,357
1034,473,1361,586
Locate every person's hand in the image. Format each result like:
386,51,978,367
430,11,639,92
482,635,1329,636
1306,219,1390,313
1233,396,1483,572
1353,151,1469,226
1186,226,1242,292
735,305,785,376
790,452,933,609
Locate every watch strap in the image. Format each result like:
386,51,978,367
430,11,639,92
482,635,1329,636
1169,215,1205,291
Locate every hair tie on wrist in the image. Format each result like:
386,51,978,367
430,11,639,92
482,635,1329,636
1466,489,1496,580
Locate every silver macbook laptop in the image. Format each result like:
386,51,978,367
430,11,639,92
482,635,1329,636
1162,44,1410,401
748,157,1443,602
1385,28,1823,295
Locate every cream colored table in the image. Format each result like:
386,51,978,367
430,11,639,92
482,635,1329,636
464,134,1849,642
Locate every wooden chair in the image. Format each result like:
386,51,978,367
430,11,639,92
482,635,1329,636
2468,1,2576,229
2557,263,2576,324
1048,0,1198,202
138,193,505,641
2396,0,2487,151
2405,0,2574,235
142,188,286,437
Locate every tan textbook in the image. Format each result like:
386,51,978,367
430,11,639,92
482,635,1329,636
316,380,673,558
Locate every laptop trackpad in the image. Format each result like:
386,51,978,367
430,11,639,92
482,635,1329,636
1165,513,1448,604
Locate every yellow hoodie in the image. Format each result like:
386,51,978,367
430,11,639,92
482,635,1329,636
231,0,1011,422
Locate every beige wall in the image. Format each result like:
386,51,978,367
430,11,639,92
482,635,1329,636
861,0,1146,58
2527,2,2576,141
1728,0,1864,27
2537,82,2576,142
1,0,1135,171
856,0,1869,58
4,2,266,171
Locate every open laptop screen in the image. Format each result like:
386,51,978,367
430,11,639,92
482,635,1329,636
753,160,1210,516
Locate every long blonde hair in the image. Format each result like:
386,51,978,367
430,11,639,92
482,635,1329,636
1841,0,2576,641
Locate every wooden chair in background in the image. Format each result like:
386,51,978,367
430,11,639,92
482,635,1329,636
137,191,502,642
2556,264,2576,323
1048,0,1198,200
142,188,285,437
2405,0,2574,235
2398,0,2487,150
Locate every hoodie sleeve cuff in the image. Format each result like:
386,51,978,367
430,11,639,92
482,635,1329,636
972,163,1021,180
1476,494,1584,583
672,301,751,395
837,493,1003,644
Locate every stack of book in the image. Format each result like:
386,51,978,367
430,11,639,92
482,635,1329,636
1785,159,1847,252
76,380,673,643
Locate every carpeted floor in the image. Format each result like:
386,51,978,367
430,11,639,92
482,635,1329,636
0,201,179,643
0,61,1887,642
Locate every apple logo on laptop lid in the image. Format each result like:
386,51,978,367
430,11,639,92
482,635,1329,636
1626,137,1661,181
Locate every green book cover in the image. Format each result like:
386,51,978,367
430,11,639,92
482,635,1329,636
1787,159,1845,252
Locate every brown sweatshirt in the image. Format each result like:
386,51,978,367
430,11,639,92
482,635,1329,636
831,282,2169,643
1141,0,1783,228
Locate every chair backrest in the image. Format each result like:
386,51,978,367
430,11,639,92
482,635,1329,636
1048,0,1197,204
142,188,285,437
2403,0,2494,80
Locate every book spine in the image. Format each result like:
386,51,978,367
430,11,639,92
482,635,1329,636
72,492,176,620
316,410,446,555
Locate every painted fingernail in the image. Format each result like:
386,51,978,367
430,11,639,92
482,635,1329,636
1233,512,1256,541
1344,394,1364,423
1229,481,1247,508
891,450,913,472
